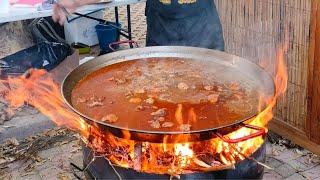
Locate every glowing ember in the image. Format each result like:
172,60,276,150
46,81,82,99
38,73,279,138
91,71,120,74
0,45,288,174
174,143,193,167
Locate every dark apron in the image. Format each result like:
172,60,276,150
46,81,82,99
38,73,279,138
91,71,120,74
145,0,225,51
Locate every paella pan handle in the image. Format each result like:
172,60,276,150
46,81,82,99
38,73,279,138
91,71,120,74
215,124,266,143
109,40,139,52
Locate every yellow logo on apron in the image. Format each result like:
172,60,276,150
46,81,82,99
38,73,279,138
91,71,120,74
159,0,197,5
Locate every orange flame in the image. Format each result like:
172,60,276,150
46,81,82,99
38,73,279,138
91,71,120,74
217,43,288,160
188,108,197,124
0,69,88,137
175,104,183,124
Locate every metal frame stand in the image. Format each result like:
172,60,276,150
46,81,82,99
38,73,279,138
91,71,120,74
114,5,133,47
71,5,134,54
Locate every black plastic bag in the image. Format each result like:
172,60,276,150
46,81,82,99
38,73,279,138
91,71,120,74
0,41,72,78
29,17,66,44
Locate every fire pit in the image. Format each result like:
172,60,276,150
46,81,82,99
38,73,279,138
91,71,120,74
61,46,276,179
82,140,266,179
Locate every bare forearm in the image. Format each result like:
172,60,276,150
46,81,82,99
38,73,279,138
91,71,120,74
53,0,102,25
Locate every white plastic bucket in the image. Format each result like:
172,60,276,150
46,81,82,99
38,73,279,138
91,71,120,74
64,10,104,46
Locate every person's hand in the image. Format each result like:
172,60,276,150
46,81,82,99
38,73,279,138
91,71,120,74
52,0,80,25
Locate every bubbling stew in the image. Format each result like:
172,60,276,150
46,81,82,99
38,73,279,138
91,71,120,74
71,58,261,132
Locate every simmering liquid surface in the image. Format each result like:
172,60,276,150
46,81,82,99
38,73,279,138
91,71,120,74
71,58,260,132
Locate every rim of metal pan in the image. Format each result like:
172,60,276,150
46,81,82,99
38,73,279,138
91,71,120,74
61,46,275,136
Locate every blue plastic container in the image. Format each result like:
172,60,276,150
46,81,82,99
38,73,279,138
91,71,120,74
95,22,120,52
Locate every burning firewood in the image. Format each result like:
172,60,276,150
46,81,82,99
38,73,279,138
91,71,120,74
193,158,212,168
156,153,174,166
134,142,142,171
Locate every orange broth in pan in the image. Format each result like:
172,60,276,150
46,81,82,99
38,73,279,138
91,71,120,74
71,58,260,132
